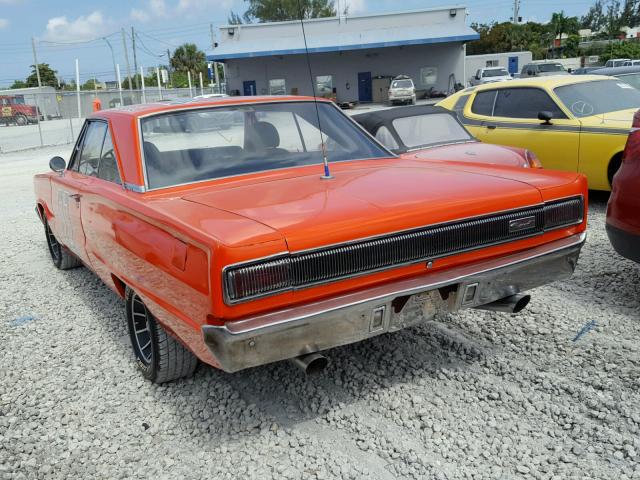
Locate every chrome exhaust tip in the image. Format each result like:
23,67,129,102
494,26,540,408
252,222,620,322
289,352,328,376
475,293,531,314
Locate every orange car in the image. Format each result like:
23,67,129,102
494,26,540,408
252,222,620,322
34,96,588,383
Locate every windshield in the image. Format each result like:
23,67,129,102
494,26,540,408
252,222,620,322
141,102,391,189
539,63,565,72
391,113,472,149
555,79,640,117
391,80,413,89
483,69,509,77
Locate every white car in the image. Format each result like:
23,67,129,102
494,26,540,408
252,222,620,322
469,67,512,86
193,93,229,99
388,76,416,105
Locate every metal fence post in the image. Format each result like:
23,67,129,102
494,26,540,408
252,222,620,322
188,71,193,98
199,72,204,96
116,64,123,106
156,67,162,100
75,59,82,119
140,66,146,104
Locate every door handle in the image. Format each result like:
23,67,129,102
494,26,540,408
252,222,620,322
486,124,497,130
69,193,81,203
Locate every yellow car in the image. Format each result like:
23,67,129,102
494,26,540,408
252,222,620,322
438,75,639,191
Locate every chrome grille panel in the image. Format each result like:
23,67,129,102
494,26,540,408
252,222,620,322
224,196,584,303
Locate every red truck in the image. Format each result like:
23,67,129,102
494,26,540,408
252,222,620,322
0,95,41,126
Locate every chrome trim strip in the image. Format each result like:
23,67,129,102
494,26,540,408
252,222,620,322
222,196,584,304
124,182,146,193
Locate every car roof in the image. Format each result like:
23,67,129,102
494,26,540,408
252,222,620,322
592,65,640,75
88,95,325,120
464,74,610,92
483,66,508,70
352,105,454,131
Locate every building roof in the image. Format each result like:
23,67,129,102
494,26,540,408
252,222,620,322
208,7,479,61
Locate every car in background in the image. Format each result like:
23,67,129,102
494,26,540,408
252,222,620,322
520,62,569,78
437,75,640,191
193,93,229,99
0,95,41,126
469,67,512,86
353,105,541,169
572,66,601,75
388,75,416,105
591,65,640,89
606,109,640,263
34,95,587,383
605,58,631,68
622,59,640,66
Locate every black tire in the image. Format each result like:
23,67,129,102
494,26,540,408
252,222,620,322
125,288,198,384
608,154,622,187
44,217,82,270
15,114,27,126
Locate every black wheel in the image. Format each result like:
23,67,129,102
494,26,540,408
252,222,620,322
608,154,622,187
44,218,82,270
125,288,198,384
15,114,27,126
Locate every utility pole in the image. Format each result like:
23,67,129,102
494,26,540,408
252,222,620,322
210,23,215,49
131,27,140,90
513,0,520,23
30,36,44,141
166,49,172,87
121,28,133,91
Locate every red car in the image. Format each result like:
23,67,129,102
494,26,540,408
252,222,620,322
1,95,41,126
34,96,587,383
353,105,542,169
607,110,640,262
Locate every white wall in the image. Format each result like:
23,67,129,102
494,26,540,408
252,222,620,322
224,42,465,103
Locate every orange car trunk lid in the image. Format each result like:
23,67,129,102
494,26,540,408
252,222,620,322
182,165,543,252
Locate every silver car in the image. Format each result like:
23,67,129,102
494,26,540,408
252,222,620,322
469,67,512,86
388,76,416,105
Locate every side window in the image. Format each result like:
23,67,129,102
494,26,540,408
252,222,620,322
77,122,107,177
453,94,470,116
374,126,400,150
471,90,497,116
493,88,567,119
96,128,122,185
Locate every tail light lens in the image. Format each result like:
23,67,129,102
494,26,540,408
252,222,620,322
525,149,543,168
622,109,640,164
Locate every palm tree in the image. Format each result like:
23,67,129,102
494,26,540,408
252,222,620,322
170,43,206,77
551,11,568,58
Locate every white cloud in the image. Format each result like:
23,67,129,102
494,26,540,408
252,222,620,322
343,0,366,14
129,0,171,23
131,0,231,23
130,8,151,23
177,0,233,11
0,18,8,29
44,11,110,42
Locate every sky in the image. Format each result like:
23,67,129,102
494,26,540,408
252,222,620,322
0,0,596,88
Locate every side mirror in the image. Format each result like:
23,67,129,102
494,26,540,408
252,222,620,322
49,156,66,172
538,111,553,125
527,70,534,76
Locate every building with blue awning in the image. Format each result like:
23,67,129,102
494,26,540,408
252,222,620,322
207,7,479,104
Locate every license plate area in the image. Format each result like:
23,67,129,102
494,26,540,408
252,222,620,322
388,290,448,332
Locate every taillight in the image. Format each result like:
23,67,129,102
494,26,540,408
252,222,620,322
622,109,640,164
525,149,543,168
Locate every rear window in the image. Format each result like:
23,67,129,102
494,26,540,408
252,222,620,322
391,80,413,89
483,69,509,77
471,90,497,116
392,113,472,148
140,102,391,189
538,63,565,73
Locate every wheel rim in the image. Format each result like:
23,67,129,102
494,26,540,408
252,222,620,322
130,294,153,365
45,221,61,263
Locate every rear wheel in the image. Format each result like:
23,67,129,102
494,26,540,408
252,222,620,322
44,217,82,270
608,153,622,187
125,288,198,384
15,114,27,126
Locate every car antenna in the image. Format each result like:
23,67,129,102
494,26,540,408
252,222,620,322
297,0,332,179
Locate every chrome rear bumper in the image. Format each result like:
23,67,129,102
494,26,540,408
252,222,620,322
202,233,585,372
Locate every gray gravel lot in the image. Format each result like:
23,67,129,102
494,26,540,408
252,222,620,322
1,146,639,480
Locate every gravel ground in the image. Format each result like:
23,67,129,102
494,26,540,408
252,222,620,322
1,146,639,480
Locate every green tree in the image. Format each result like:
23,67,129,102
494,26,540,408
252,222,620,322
582,0,606,30
242,0,336,22
10,80,27,89
26,63,58,88
170,43,206,78
81,78,101,91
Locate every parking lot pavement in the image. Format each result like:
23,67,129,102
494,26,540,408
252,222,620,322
1,148,639,479
0,118,85,154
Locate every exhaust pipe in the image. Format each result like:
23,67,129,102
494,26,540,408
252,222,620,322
289,352,328,376
475,293,531,314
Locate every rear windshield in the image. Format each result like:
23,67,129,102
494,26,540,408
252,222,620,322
554,79,640,117
392,113,472,149
391,80,413,88
483,69,509,77
140,102,391,189
538,63,565,73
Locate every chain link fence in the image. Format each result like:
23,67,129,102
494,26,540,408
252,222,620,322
0,85,226,153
